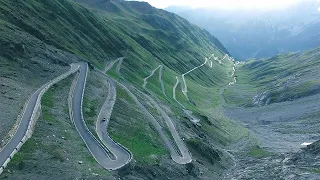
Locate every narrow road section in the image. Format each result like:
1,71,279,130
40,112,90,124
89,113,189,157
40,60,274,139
181,57,208,99
229,62,237,86
116,58,124,76
159,66,167,97
95,75,132,170
70,63,128,171
172,76,185,108
140,91,192,164
173,53,235,123
0,64,80,174
0,62,133,175
221,54,234,62
180,53,234,99
101,59,192,164
143,65,167,97
104,57,124,73
117,80,192,164
143,65,162,89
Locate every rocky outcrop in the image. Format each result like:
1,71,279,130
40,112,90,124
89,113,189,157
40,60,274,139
186,139,221,165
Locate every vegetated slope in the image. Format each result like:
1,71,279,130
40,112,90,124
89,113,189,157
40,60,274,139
0,0,242,180
0,17,76,149
0,0,230,87
167,0,320,60
224,47,320,107
1,0,236,132
0,0,229,144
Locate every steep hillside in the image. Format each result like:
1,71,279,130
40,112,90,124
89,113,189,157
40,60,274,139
167,0,320,60
0,0,229,84
224,47,320,107
0,0,242,179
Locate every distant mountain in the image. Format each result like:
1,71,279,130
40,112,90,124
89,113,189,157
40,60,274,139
166,0,320,60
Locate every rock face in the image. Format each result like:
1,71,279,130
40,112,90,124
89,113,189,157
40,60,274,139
292,141,320,164
187,139,221,164
305,141,320,154
223,141,320,180
14,43,25,54
252,91,270,107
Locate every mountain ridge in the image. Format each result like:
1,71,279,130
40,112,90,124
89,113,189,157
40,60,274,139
166,0,320,60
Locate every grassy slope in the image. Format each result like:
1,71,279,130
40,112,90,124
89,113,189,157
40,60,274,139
224,47,320,106
0,0,245,179
0,0,229,81
108,85,168,165
0,0,234,110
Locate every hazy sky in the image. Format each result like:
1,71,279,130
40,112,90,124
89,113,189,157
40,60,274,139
136,0,320,10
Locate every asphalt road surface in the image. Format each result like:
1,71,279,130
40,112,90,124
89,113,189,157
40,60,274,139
70,63,126,171
96,76,132,170
0,64,79,172
140,91,192,164
1,62,130,174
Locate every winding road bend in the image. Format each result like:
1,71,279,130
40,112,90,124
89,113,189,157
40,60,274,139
0,62,131,175
140,65,192,163
181,58,208,99
180,53,234,99
116,58,124,76
143,65,167,97
229,62,237,85
173,53,235,123
70,63,131,171
1,53,234,174
115,80,192,164
0,64,79,174
159,66,167,97
173,76,186,108
104,57,124,73
102,60,192,164
104,57,124,78
95,76,132,170
140,91,192,164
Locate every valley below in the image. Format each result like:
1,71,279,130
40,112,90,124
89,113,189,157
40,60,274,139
222,93,320,179
220,49,320,179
